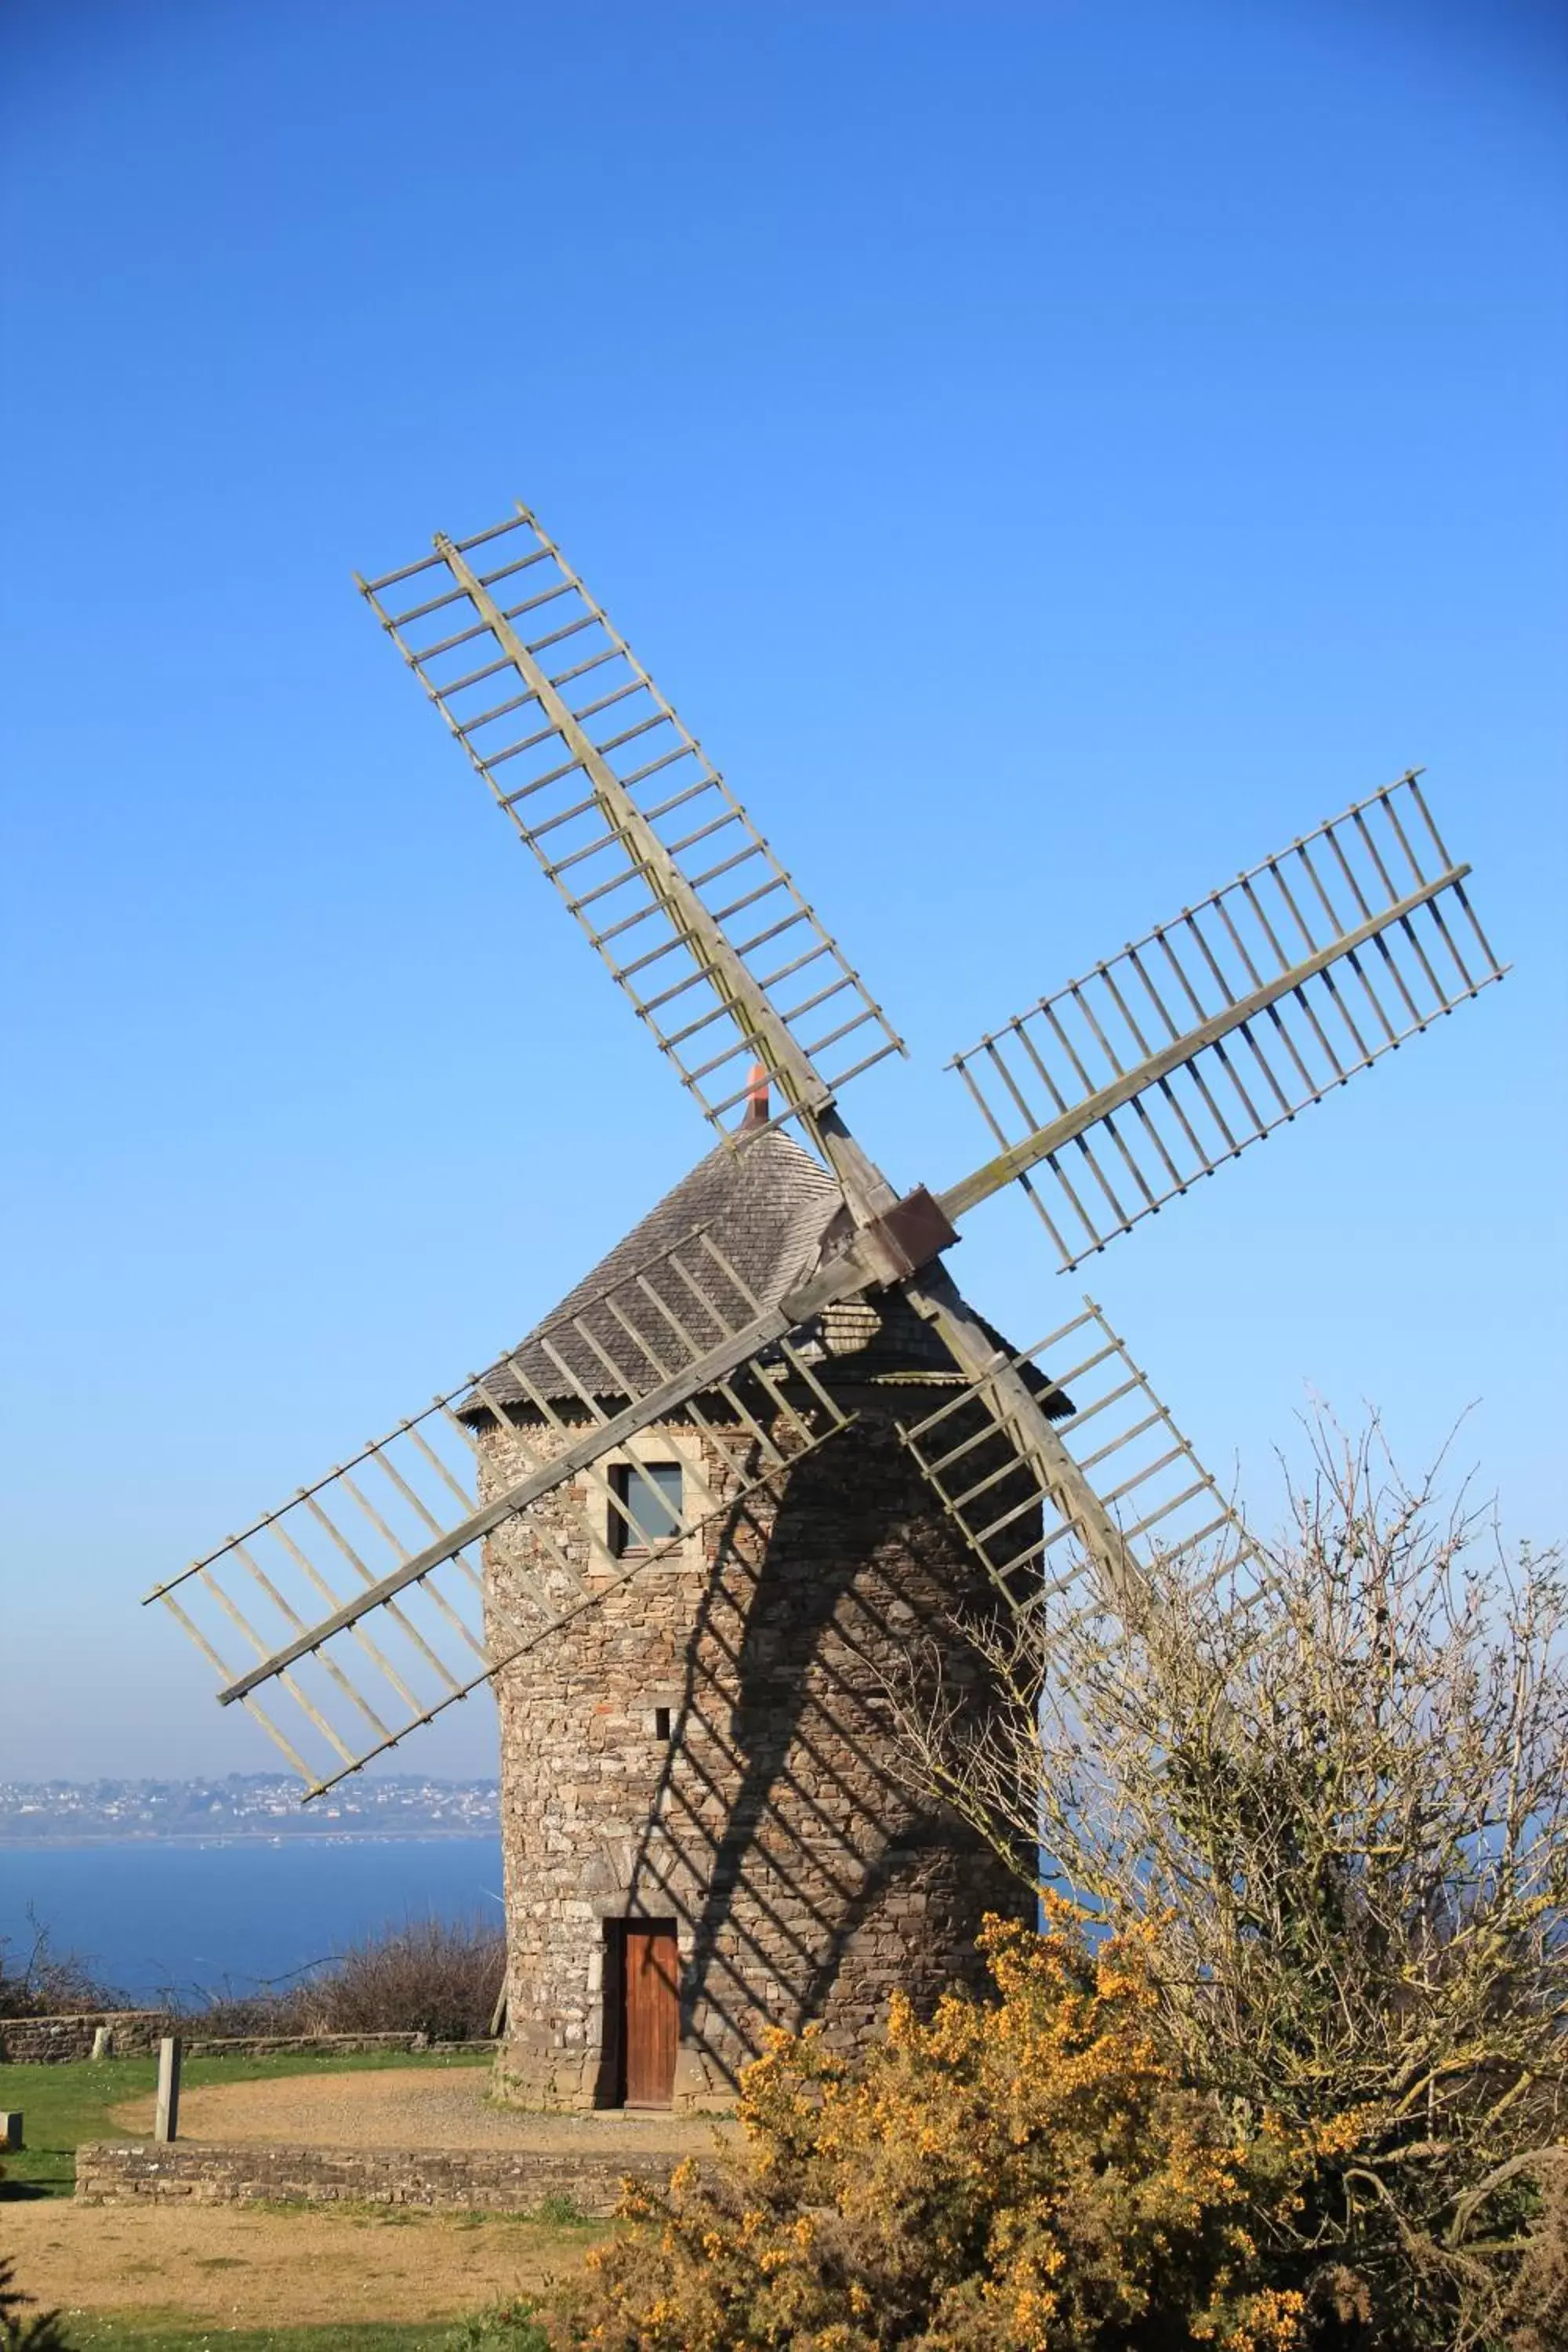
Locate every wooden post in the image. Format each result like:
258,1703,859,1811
154,2035,182,2144
0,2112,22,2151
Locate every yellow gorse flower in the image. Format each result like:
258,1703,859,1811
566,1911,1326,2350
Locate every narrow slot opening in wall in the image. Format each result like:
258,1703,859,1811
654,1706,672,1740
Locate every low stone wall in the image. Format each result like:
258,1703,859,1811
0,2011,172,2063
75,2137,669,2216
173,2032,495,2061
0,2014,494,2063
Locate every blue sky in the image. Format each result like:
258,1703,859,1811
2,0,1563,1781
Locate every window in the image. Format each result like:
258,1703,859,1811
654,1706,672,1740
608,1461,683,1557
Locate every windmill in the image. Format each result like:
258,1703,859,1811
147,501,1504,2107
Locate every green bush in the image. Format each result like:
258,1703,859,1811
442,2300,550,2350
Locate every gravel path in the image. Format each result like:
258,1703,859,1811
112,2064,732,2154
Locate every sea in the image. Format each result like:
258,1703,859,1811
0,1836,504,2005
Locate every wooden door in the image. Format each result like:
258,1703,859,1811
622,1922,678,2107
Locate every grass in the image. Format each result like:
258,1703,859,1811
64,2323,459,2350
64,2322,468,2349
0,2047,492,2198
1,2049,565,2347
58,2301,554,2349
238,2198,601,2233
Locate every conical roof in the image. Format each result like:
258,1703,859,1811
468,1125,844,1413
467,1123,1071,1417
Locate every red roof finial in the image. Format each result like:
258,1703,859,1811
741,1062,770,1130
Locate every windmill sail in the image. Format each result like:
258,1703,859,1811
897,1299,1265,1627
147,1223,851,1795
358,506,903,1135
942,773,1505,1265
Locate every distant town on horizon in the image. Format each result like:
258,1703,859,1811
0,1773,501,1842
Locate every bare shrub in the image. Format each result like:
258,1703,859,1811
0,1913,121,2020
164,1980,307,2037
164,1915,503,2042
889,1413,1568,2347
290,1915,504,2042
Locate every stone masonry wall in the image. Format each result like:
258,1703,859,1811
169,2032,495,2060
483,1387,1034,2111
74,2137,666,2216
0,2012,171,2063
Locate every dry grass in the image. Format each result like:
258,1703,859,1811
2,2201,600,2329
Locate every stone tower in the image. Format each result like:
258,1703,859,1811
473,1119,1037,2111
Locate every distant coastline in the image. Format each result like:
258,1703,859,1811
0,1773,499,1850
0,1827,495,1848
